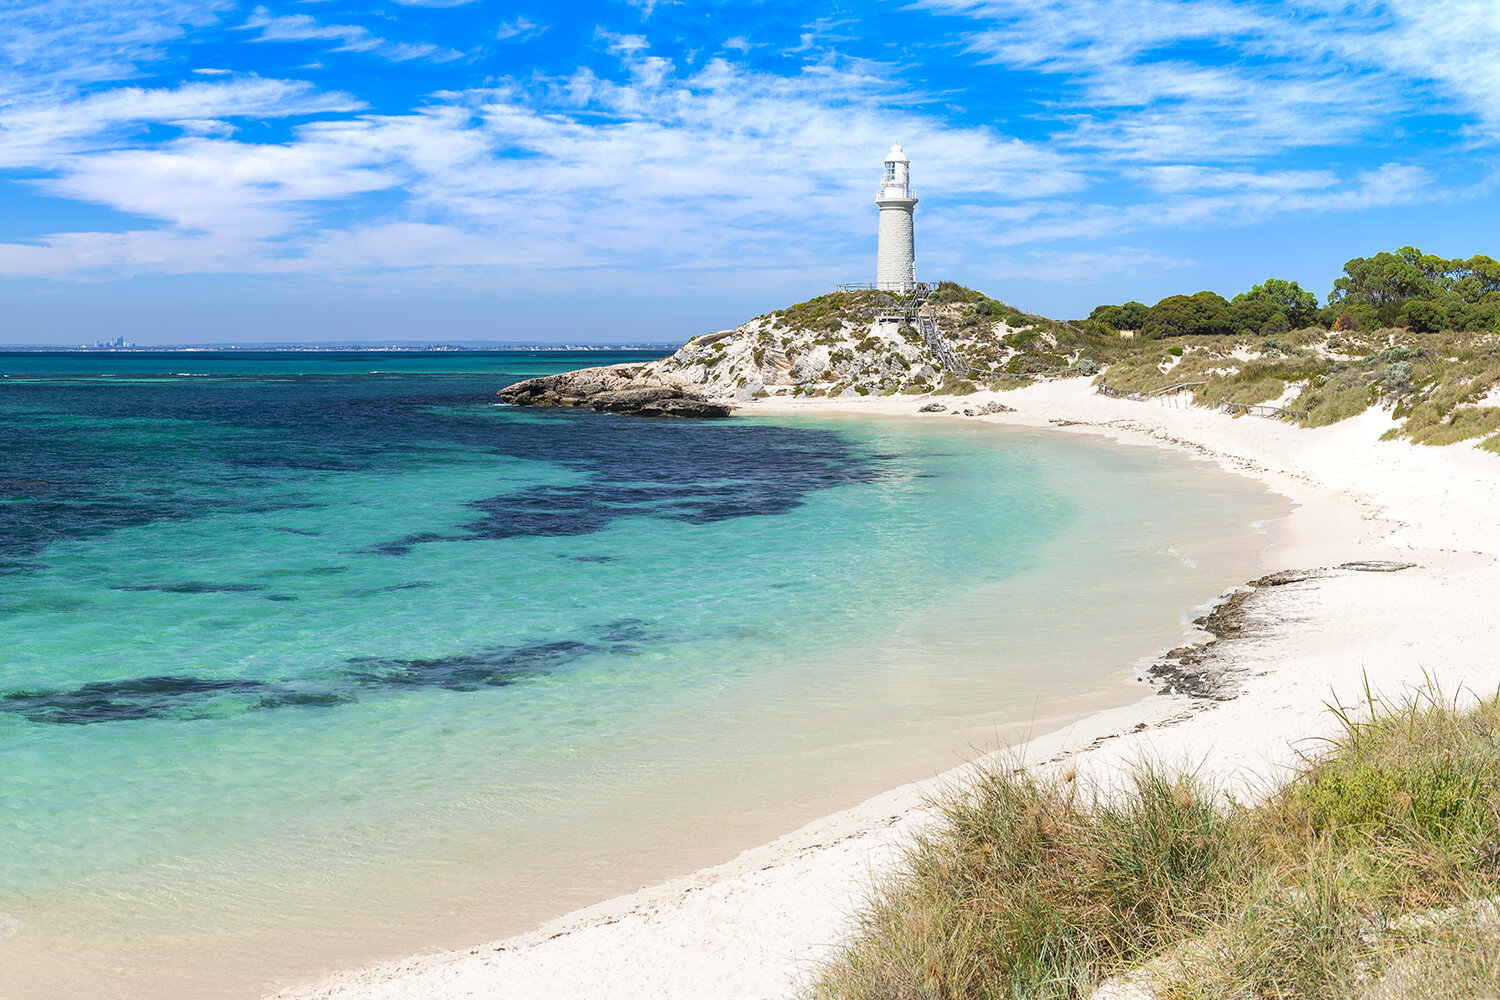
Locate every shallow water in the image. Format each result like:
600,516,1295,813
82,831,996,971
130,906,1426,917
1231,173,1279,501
0,352,1288,997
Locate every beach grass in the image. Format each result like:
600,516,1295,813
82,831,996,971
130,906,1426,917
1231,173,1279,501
802,684,1500,999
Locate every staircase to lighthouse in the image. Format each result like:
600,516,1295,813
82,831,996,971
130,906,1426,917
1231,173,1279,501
837,146,967,377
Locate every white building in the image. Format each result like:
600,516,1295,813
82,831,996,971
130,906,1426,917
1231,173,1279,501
874,145,917,292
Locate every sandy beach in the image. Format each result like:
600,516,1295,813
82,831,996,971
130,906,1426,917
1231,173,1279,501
272,378,1500,1000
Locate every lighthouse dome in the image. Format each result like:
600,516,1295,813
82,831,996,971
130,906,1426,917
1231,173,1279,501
884,144,909,163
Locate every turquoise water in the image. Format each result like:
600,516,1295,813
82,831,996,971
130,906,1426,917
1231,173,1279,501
0,352,1286,997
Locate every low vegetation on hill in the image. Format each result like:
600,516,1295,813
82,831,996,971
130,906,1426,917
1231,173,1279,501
1073,247,1500,453
805,687,1500,1000
643,283,1093,400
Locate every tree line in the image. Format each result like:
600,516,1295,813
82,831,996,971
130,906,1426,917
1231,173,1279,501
1084,247,1500,338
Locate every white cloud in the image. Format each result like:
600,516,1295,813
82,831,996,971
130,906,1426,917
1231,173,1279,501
0,54,1083,284
0,5,1479,291
40,136,404,238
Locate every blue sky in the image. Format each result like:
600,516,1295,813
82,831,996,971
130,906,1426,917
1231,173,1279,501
2,0,1498,344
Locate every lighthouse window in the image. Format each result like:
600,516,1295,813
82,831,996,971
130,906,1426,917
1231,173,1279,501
884,163,896,181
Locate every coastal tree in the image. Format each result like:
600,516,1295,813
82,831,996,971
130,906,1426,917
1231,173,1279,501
1329,248,1437,325
1401,299,1443,334
1141,292,1232,338
1083,247,1500,339
1233,278,1319,328
1087,300,1150,332
1329,247,1500,331
1453,255,1500,302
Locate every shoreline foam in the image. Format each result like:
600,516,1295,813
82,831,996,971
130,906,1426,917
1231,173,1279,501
273,380,1500,1000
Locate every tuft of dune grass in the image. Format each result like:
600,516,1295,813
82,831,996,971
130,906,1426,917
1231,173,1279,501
804,684,1500,1000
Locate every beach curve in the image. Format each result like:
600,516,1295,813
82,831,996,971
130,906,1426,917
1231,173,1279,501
270,378,1500,1000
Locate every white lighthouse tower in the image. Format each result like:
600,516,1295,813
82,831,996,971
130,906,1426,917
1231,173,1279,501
875,145,917,292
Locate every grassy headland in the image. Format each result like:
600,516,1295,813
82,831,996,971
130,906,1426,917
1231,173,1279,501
645,246,1500,451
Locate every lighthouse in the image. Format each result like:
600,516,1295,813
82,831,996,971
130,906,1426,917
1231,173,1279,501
875,145,917,292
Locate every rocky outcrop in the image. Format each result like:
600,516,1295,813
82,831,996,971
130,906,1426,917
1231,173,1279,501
627,286,1087,400
498,366,734,418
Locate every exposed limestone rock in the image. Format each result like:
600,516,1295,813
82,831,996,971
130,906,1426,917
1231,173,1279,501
498,366,733,418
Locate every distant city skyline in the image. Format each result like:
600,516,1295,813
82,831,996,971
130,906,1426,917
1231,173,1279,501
3,0,1498,345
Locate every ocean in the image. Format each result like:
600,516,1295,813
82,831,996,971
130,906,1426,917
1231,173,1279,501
0,351,1286,997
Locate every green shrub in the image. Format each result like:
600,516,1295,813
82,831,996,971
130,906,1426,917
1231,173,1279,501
1383,360,1416,392
805,765,1245,1000
1404,407,1500,447
1005,352,1067,375
937,373,978,395
1295,371,1374,427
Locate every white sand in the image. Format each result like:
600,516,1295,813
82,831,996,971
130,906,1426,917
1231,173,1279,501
273,381,1500,1000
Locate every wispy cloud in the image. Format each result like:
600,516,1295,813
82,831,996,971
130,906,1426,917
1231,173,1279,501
241,7,463,63
915,0,1500,160
0,78,364,169
496,17,546,43
0,0,235,95
593,27,651,58
1010,246,1197,284
622,0,680,21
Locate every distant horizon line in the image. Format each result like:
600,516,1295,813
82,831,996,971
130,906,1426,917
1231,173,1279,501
0,341,686,353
